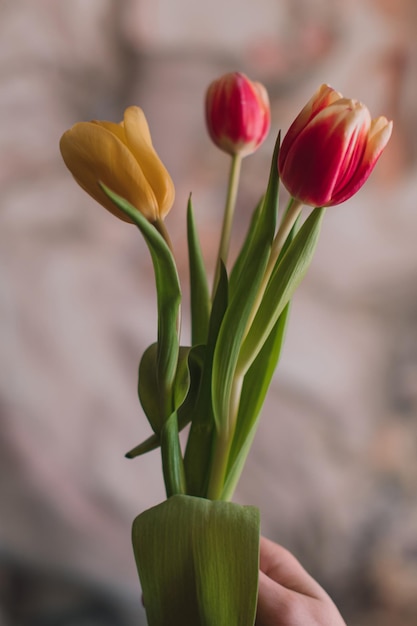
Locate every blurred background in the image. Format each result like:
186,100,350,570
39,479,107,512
1,0,417,624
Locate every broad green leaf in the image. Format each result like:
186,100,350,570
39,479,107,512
221,303,290,500
238,206,326,375
177,344,205,423
128,346,205,460
132,494,260,626
101,185,181,411
138,343,193,436
138,343,160,432
184,263,228,497
187,196,210,345
173,346,192,411
211,135,280,436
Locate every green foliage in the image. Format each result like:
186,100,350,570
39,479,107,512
183,262,229,497
103,158,326,507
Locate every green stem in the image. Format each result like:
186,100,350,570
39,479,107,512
212,153,243,298
205,430,230,501
266,198,304,280
206,373,244,500
161,413,187,497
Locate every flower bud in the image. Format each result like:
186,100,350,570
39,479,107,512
60,106,175,223
205,72,270,157
278,84,393,207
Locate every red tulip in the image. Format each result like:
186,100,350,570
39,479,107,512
278,84,393,206
205,72,270,157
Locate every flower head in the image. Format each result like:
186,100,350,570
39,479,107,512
205,72,270,157
60,106,175,223
278,84,393,207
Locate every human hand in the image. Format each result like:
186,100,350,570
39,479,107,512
256,536,347,626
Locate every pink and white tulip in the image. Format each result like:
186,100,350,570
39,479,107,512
278,84,393,207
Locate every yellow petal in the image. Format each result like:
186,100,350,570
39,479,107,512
92,119,127,145
60,121,159,222
124,106,153,146
123,106,175,219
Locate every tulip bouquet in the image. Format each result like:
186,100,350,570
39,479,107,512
60,74,392,626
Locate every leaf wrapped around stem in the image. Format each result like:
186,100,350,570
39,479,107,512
132,495,260,626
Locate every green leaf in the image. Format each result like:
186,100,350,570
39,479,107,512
238,206,325,374
228,196,263,296
187,196,210,346
177,344,205,421
138,342,192,434
125,433,160,459
132,495,260,626
101,185,181,414
222,303,290,500
211,134,280,436
173,346,192,411
128,346,205,460
138,343,160,433
102,186,184,497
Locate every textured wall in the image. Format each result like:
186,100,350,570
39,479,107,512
0,0,416,624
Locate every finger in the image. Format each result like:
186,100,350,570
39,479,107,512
256,569,290,625
259,536,326,599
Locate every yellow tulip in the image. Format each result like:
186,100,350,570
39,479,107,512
59,106,175,223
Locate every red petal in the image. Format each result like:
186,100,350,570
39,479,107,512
279,85,342,170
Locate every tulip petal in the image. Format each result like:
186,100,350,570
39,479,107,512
123,106,175,219
279,109,353,206
329,103,371,194
243,80,271,153
331,116,393,204
92,119,127,144
278,84,342,169
60,121,159,221
205,72,270,157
